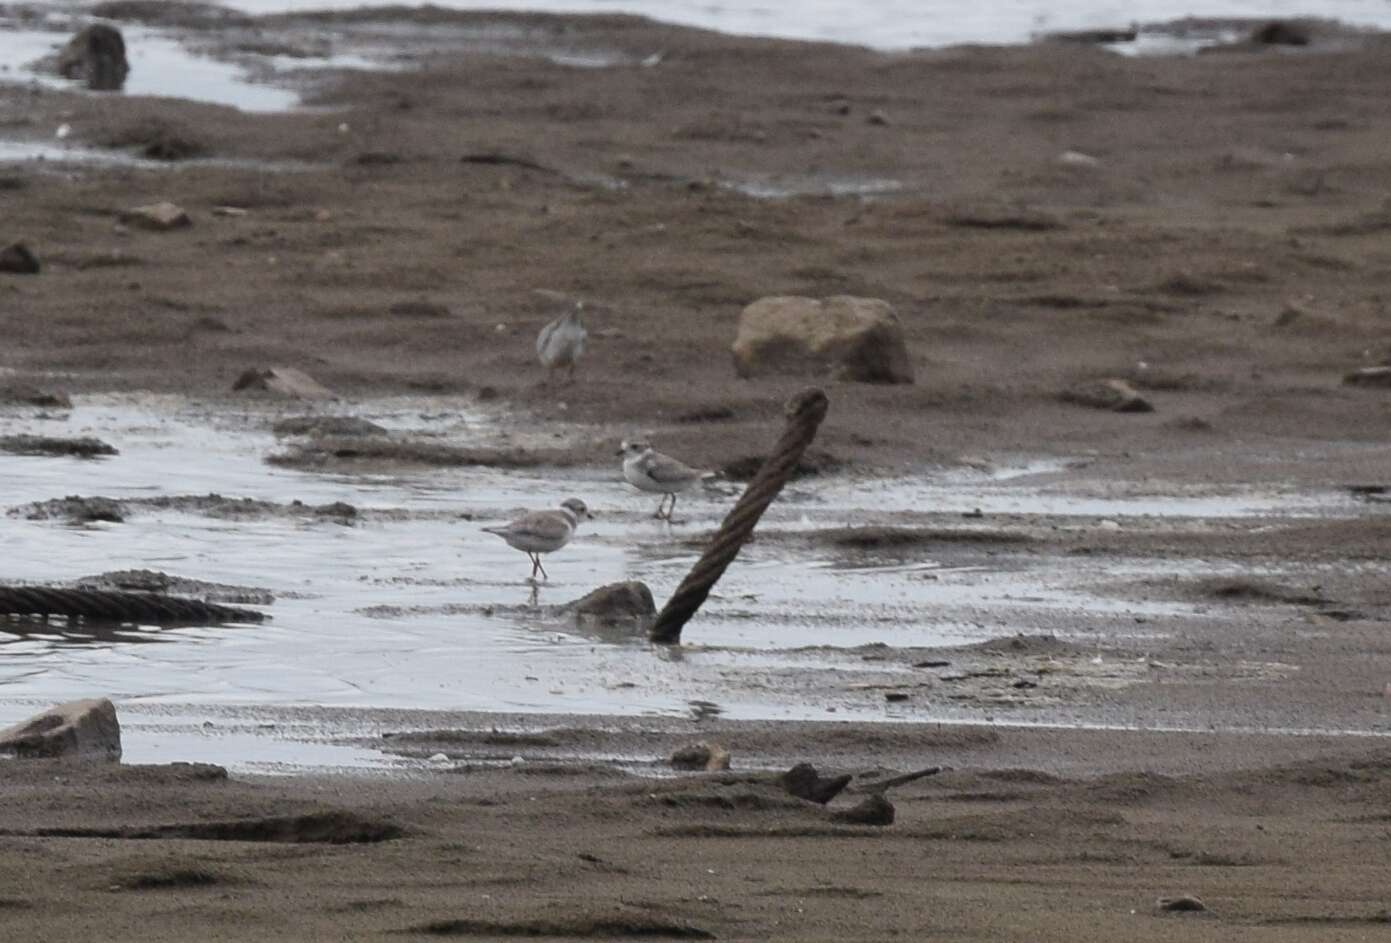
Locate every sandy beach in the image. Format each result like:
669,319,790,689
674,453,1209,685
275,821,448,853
2,6,1391,939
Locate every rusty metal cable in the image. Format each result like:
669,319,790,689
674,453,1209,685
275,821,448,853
0,587,266,624
649,387,829,644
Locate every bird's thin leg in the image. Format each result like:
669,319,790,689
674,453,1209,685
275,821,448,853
535,555,549,581
653,494,669,520
667,493,679,523
567,361,577,384
528,553,540,581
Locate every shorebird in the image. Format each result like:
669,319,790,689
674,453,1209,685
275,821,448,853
482,498,592,581
619,439,712,521
536,301,587,382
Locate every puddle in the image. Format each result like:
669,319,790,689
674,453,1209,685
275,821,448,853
0,395,1385,767
1104,27,1244,57
724,176,905,200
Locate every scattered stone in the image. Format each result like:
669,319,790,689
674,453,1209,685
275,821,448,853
1343,366,1391,389
1157,895,1207,913
271,415,386,438
885,691,910,702
669,742,731,771
18,495,126,524
99,118,207,161
781,763,852,804
119,202,192,231
733,295,914,384
54,24,129,90
0,242,40,275
232,367,335,400
829,793,895,826
0,435,118,458
913,660,951,668
867,109,890,126
1060,378,1154,413
0,698,122,761
211,205,248,217
566,581,656,624
0,383,71,408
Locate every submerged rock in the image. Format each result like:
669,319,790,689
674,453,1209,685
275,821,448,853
566,581,656,624
55,24,129,91
732,295,915,384
0,698,122,761
18,495,127,524
0,435,118,457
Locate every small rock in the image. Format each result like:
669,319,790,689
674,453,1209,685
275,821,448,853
867,109,890,126
232,367,335,400
313,501,357,519
566,581,656,624
0,698,122,761
781,762,852,804
54,24,129,91
1060,378,1154,413
428,752,449,763
1157,895,1207,913
733,295,914,384
829,794,895,826
120,202,192,232
0,242,40,275
0,383,71,408
1273,301,1307,326
1343,366,1391,389
669,741,732,771
884,691,910,702
211,206,248,218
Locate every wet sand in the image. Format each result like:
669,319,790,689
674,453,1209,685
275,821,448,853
2,6,1391,939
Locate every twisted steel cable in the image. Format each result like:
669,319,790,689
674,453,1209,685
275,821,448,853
0,587,266,624
649,387,829,644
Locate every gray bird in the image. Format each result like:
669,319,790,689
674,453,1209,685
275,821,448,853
536,302,587,382
482,498,592,581
619,439,712,521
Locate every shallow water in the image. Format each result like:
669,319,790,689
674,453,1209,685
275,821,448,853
182,0,1391,49
0,395,1381,767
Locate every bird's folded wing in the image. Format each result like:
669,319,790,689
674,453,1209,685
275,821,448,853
641,452,700,484
503,511,571,541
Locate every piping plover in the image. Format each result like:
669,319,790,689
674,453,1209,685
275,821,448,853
482,497,592,581
618,439,711,521
536,301,587,382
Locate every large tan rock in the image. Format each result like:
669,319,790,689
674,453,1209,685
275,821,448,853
232,367,335,400
732,295,914,384
0,698,121,761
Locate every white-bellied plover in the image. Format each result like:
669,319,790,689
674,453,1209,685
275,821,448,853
536,302,587,382
482,497,592,581
619,439,712,521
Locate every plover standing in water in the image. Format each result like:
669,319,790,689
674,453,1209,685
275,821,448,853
482,498,592,581
536,302,587,382
619,440,712,521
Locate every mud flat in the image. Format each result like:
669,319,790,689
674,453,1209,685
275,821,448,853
2,6,1391,940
